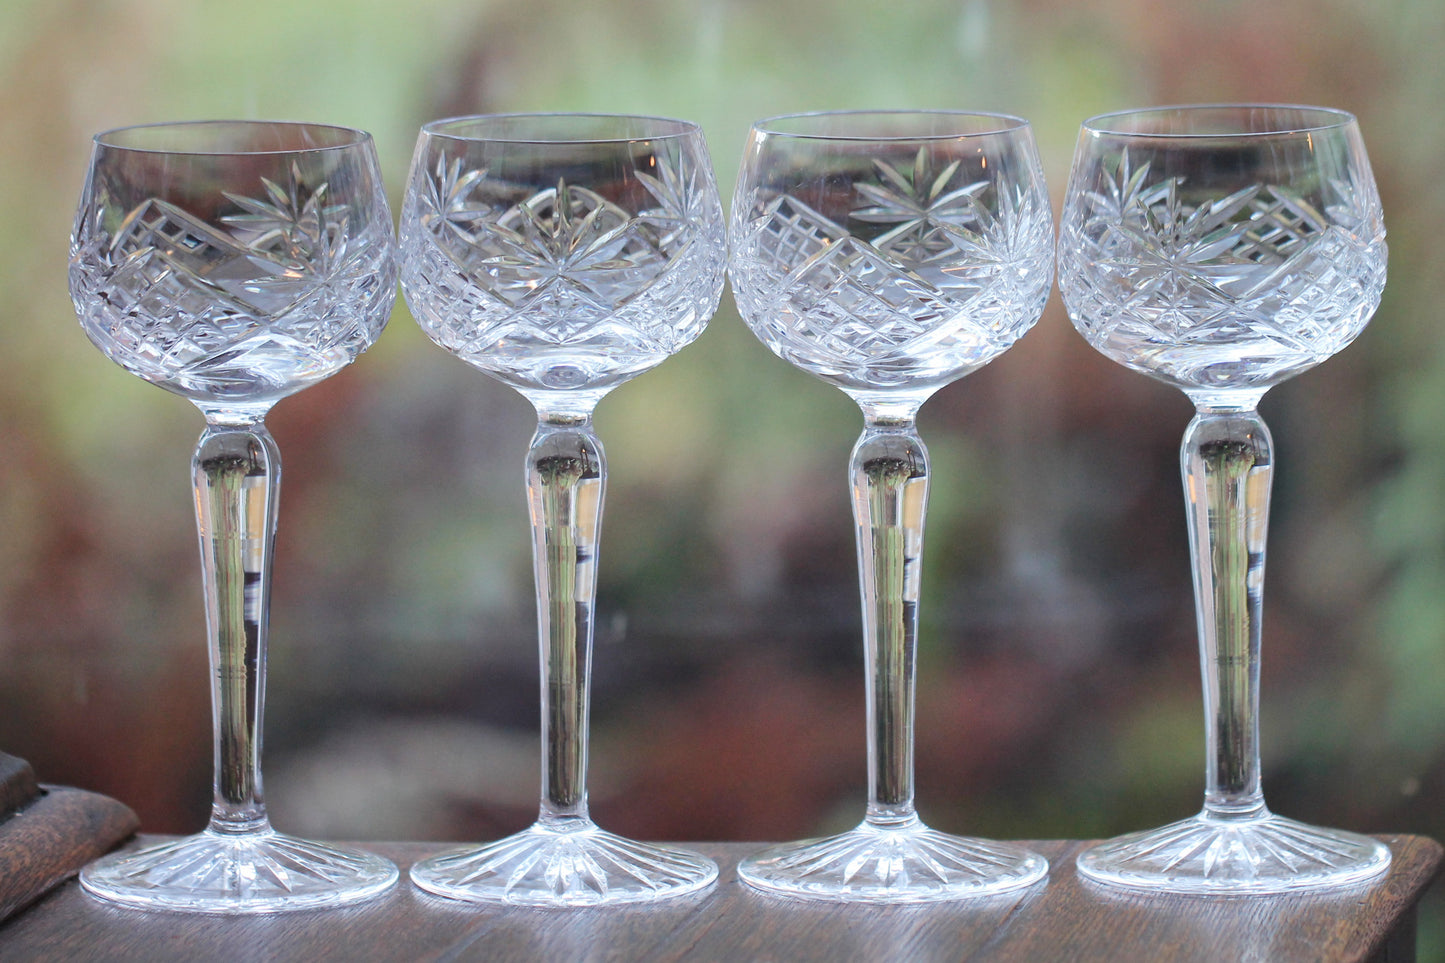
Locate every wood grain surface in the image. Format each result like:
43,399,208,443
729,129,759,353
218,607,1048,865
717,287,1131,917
0,772,139,924
0,836,1437,962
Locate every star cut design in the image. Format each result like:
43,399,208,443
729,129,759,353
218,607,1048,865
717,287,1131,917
400,153,724,391
850,148,989,264
1059,149,1387,390
731,165,1052,391
71,170,393,401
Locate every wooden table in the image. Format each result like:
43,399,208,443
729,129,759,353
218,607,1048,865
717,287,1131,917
0,836,1437,962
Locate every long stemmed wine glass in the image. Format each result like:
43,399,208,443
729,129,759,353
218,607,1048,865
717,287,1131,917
69,121,399,912
1058,104,1390,893
399,113,726,906
729,110,1053,901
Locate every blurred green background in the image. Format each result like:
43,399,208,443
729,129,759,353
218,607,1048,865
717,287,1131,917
4,0,1445,952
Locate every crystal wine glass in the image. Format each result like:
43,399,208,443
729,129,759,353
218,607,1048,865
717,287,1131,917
399,113,726,906
1058,104,1390,893
69,121,399,912
728,110,1054,901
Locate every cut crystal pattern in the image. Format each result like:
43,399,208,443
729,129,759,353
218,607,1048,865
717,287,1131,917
731,162,1052,394
851,150,990,264
1076,813,1390,894
401,153,726,394
70,168,394,405
410,822,717,907
1059,151,1386,392
728,117,1052,904
81,830,398,913
738,820,1047,902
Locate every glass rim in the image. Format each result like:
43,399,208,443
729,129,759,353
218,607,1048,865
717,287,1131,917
1081,103,1358,139
93,119,372,155
420,112,703,144
750,108,1032,141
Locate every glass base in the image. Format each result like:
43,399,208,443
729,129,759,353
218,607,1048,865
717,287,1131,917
409,820,718,907
738,819,1049,903
1076,811,1391,894
80,828,398,913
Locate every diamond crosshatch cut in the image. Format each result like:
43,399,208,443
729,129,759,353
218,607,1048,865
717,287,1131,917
745,194,846,283
102,199,301,327
786,238,952,355
732,157,1052,393
1060,148,1385,392
72,173,394,403
403,151,724,394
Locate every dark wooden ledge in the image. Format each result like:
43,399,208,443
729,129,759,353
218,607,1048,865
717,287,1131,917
0,752,139,923
0,835,1437,962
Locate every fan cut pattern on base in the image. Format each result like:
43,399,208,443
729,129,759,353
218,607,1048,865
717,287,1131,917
410,823,718,907
81,830,399,914
1076,813,1391,895
738,821,1048,903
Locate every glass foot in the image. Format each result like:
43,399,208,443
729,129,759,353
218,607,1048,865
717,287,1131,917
80,828,398,913
738,819,1048,903
409,820,718,906
1076,812,1391,894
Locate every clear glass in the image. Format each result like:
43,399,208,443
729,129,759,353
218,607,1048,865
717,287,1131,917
399,113,726,906
1058,104,1391,893
728,110,1053,901
69,120,399,912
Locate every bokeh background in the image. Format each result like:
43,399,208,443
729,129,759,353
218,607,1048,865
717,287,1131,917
4,0,1445,952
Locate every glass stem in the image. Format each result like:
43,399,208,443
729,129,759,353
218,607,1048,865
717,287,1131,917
527,415,605,827
1182,408,1273,821
193,421,279,835
852,416,929,827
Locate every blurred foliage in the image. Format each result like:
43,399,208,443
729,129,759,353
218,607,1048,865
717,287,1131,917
2,0,1445,954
